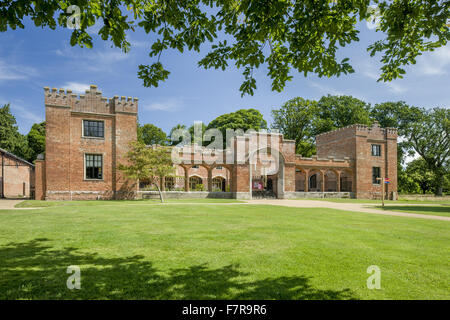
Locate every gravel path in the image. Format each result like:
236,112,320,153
0,200,34,210
246,199,450,221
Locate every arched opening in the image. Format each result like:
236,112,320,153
189,175,204,191
308,170,322,192
295,168,306,191
212,177,225,192
249,147,285,199
211,165,231,192
340,170,353,192
324,170,338,192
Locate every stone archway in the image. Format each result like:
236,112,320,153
248,147,285,199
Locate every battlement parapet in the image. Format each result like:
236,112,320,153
315,121,397,139
44,85,138,115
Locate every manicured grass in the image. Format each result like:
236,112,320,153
0,203,448,299
15,198,243,208
376,205,450,218
292,198,450,204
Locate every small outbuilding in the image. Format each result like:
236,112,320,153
0,148,35,199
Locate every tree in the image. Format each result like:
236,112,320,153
119,142,175,203
2,1,448,95
206,108,267,148
402,108,449,196
405,158,437,194
271,97,318,156
138,123,168,146
27,122,46,161
314,95,372,134
168,124,188,146
0,104,31,160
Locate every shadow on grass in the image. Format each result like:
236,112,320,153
380,205,450,215
0,238,357,300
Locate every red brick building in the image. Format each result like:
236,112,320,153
0,148,34,199
35,85,138,200
35,85,397,200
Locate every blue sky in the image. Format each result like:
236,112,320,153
0,15,449,135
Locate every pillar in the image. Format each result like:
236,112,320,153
321,171,325,192
184,166,189,191
207,169,213,192
337,171,341,192
304,169,309,192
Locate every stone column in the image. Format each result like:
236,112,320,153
207,168,213,192
304,169,309,192
321,171,325,192
337,171,341,192
184,166,189,191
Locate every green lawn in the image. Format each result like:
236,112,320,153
15,198,243,208
376,205,450,218
0,201,449,299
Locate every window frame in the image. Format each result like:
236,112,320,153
84,153,104,180
371,144,381,157
372,167,381,184
82,119,105,139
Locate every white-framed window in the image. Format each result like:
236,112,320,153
85,154,103,180
83,120,104,138
371,144,381,156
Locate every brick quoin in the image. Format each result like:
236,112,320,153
35,85,398,200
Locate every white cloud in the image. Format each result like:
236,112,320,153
309,82,344,96
0,59,37,81
359,60,408,94
386,81,407,94
54,45,129,75
143,98,183,112
10,103,43,123
0,96,43,124
61,82,92,93
416,45,450,76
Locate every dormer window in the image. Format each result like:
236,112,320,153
83,120,104,138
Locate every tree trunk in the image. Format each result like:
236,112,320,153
154,182,164,203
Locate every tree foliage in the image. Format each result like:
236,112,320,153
314,95,372,134
0,104,31,160
271,97,318,156
138,123,168,146
402,107,449,196
27,122,46,161
2,0,448,95
206,108,267,147
119,141,175,202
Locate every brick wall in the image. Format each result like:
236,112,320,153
42,85,138,200
0,153,34,198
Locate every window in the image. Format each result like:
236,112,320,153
216,166,223,170
85,154,103,180
372,167,381,184
192,165,199,169
189,176,202,190
309,174,317,189
371,144,381,156
83,120,104,138
165,177,175,190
